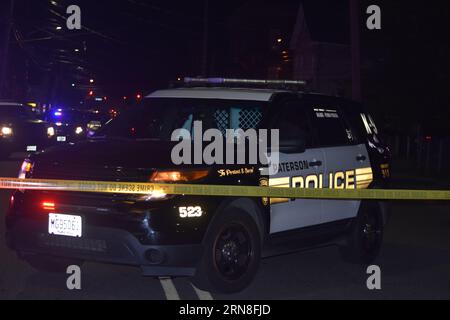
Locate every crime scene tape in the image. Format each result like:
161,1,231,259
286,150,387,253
0,178,450,201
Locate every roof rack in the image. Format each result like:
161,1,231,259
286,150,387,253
181,77,307,91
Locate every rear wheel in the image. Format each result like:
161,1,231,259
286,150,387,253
23,255,83,273
340,205,384,265
192,208,261,294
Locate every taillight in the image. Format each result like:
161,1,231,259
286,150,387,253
9,194,14,209
150,170,209,183
42,201,56,211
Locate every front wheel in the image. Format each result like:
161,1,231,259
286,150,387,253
340,205,384,265
192,208,261,294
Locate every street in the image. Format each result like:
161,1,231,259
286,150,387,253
0,157,449,300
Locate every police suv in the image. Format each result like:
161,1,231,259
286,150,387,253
6,78,390,294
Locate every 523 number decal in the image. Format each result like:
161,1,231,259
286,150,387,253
179,206,203,218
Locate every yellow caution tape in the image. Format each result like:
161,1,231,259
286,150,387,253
0,178,449,201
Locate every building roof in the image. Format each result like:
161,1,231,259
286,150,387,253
292,0,350,46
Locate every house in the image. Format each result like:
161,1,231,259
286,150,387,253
290,0,351,96
224,0,299,79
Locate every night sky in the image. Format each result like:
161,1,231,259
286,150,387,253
2,0,450,133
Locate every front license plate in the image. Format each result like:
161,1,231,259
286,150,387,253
57,136,67,142
48,213,82,238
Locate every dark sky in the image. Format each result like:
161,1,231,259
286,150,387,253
6,0,301,100
3,0,450,130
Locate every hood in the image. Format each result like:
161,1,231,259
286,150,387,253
1,117,49,126
33,138,184,170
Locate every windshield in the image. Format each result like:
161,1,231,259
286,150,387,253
97,98,266,141
0,105,37,119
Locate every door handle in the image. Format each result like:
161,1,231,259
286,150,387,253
309,160,323,167
356,155,367,162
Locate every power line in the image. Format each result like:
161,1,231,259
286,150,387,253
49,8,125,44
0,0,15,97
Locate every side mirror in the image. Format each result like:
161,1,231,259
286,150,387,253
279,138,306,154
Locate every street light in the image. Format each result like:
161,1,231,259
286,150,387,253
89,79,94,84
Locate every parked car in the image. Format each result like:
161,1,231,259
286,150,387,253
0,101,55,158
44,108,109,143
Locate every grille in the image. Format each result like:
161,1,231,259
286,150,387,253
32,163,152,182
39,234,107,253
214,108,262,134
214,109,229,135
239,108,263,131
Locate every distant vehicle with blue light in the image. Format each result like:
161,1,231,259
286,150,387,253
43,108,109,143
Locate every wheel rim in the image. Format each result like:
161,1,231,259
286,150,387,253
361,212,382,253
213,222,253,281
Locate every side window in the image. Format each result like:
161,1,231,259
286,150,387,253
310,104,356,147
271,100,313,148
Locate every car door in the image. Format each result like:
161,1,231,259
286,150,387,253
309,98,372,224
268,98,325,234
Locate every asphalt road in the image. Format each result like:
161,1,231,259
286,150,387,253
1,157,450,300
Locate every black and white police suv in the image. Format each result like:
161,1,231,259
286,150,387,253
6,78,391,293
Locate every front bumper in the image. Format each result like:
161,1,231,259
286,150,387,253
6,217,203,277
0,137,53,154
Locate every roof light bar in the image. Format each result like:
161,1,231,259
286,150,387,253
183,77,306,88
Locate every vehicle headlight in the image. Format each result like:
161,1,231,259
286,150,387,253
137,169,209,202
150,169,209,183
75,126,84,135
1,126,13,136
47,127,55,137
18,160,33,180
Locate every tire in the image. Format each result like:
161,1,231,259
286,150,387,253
192,208,261,294
23,255,83,273
339,203,384,265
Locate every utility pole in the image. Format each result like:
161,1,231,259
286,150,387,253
0,0,15,98
350,0,361,101
201,0,209,77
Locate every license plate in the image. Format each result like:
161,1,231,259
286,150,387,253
57,136,67,142
26,145,37,152
48,214,82,238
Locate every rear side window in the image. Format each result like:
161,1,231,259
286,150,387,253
360,113,379,135
342,104,383,144
311,106,356,147
271,100,314,148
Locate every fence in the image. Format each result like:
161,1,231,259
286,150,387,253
386,135,450,176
